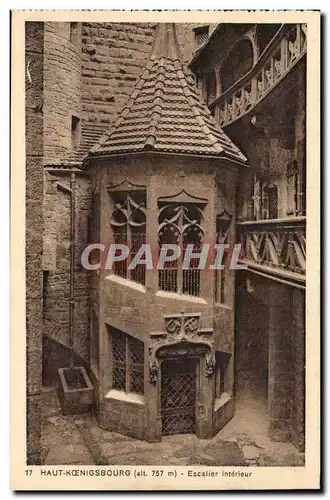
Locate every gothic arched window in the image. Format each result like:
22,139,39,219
110,188,146,284
158,191,207,297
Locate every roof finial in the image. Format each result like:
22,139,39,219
151,23,181,61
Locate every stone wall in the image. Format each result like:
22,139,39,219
237,274,305,450
44,22,82,164
291,288,305,451
213,397,234,435
175,23,198,63
25,21,44,465
42,173,91,385
80,23,204,126
99,397,146,440
295,67,306,215
267,283,294,442
81,22,156,125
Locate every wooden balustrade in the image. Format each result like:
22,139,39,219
211,24,307,127
237,217,306,287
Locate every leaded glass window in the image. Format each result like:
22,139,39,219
111,328,144,395
129,336,144,395
110,190,146,285
158,193,206,297
112,329,126,391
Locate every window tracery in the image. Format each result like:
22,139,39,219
109,188,146,284
158,191,207,297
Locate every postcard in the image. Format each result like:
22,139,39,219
11,9,320,490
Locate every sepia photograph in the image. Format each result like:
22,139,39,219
10,10,320,490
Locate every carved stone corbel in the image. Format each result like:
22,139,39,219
149,360,159,384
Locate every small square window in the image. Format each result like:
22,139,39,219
194,26,209,48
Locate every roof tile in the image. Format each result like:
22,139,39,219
88,24,247,166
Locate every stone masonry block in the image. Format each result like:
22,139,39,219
25,22,44,54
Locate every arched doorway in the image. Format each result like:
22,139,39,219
148,334,216,442
221,38,254,92
256,24,281,55
153,339,212,438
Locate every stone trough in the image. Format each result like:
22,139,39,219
58,366,94,416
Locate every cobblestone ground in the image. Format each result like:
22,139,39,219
41,387,304,467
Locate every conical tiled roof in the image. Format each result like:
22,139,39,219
89,24,247,165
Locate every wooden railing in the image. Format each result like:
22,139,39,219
237,217,306,287
211,24,307,127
